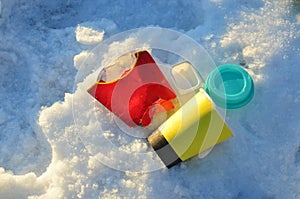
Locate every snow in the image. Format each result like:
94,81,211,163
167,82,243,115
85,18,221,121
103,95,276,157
75,25,104,46
0,0,299,198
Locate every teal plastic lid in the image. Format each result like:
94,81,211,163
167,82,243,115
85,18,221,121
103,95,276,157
205,64,254,109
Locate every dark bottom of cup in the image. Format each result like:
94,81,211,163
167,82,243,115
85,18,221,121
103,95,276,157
148,130,182,168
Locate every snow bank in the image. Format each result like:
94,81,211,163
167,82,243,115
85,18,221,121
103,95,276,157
0,0,299,198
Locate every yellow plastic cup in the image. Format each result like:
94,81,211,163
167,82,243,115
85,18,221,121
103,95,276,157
148,88,233,168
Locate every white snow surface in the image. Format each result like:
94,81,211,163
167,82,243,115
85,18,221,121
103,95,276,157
0,0,300,198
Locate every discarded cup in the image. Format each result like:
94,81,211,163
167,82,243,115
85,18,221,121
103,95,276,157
148,88,233,168
148,64,255,168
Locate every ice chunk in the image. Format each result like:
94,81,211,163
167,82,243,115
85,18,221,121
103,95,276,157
76,25,104,45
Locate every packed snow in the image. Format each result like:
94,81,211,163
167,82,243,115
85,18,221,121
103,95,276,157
0,0,300,198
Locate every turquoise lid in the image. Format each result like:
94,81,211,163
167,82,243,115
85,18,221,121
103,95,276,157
205,64,254,109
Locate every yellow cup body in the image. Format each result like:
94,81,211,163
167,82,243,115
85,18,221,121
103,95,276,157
159,89,233,161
